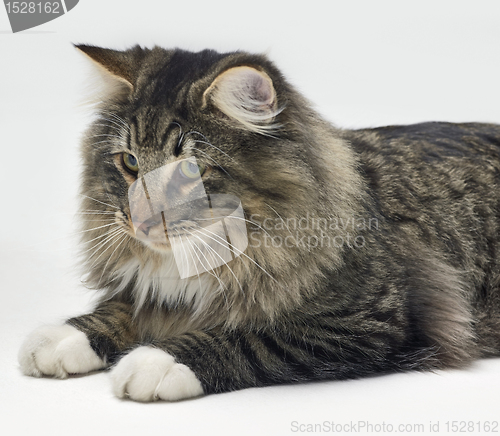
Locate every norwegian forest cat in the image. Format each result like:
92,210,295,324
18,45,500,402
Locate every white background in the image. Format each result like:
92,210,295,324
1,1,499,435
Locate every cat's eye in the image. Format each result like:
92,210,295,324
180,160,206,179
122,153,139,174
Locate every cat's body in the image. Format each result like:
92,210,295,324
18,46,500,401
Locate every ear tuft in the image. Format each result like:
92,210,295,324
203,66,282,134
74,44,137,88
74,44,143,107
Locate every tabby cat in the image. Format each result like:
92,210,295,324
18,45,500,402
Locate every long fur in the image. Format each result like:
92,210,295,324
20,45,500,399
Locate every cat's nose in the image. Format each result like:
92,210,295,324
138,215,163,237
142,225,151,237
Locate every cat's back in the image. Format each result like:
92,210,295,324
344,121,500,202
347,121,500,166
341,121,500,280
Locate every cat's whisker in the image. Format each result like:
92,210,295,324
87,133,118,139
87,133,125,141
78,163,121,212
78,210,118,214
183,236,231,309
183,232,230,295
79,223,117,234
186,134,235,161
190,146,232,178
179,237,231,311
90,139,115,148
99,111,130,133
81,226,119,245
113,231,132,261
228,215,274,238
33,212,116,219
79,194,121,210
83,227,123,256
183,215,273,239
76,210,116,216
185,130,209,141
182,228,244,294
92,123,126,135
183,231,222,282
195,226,279,285
264,203,293,236
82,219,118,222
85,229,123,261
104,189,122,210
194,140,235,161
170,121,183,137
77,215,117,223
104,238,133,286
88,229,127,269
96,117,129,131
169,121,185,154
175,230,203,296
88,231,123,265
96,232,130,288
183,237,208,298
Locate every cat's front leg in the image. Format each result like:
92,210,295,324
110,346,204,402
110,323,393,402
18,300,136,378
109,328,290,402
18,324,107,378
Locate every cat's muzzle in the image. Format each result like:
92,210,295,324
128,158,248,279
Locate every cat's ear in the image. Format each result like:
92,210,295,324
202,66,281,134
74,44,144,103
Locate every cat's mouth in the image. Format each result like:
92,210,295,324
148,241,172,252
136,229,172,252
132,217,195,253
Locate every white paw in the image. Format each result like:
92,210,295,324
18,324,107,378
111,346,204,402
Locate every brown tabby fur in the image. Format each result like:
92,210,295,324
39,45,500,394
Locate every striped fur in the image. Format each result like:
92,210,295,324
19,45,500,401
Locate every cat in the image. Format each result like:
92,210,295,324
18,44,500,402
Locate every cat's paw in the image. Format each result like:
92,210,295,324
110,346,204,402
18,324,107,378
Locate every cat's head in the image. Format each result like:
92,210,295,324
77,45,361,319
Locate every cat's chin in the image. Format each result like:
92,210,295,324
146,242,172,253
134,238,172,254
